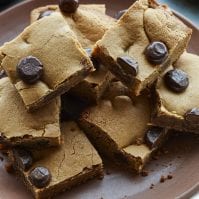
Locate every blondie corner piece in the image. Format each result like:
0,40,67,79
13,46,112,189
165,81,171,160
10,121,103,199
0,77,61,148
152,53,199,134
79,82,168,173
0,13,94,111
93,0,192,96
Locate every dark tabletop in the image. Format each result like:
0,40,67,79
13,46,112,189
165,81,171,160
0,0,199,27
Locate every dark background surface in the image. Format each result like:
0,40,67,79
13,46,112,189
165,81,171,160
0,0,199,26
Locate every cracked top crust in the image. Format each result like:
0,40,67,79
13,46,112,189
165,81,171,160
0,77,60,142
94,0,192,94
156,53,199,117
14,121,102,191
31,4,115,89
0,13,94,110
81,94,151,149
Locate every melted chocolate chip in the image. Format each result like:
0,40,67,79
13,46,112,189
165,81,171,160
38,10,54,20
0,69,7,79
14,148,33,171
117,56,139,76
145,42,168,64
85,48,100,70
115,9,127,19
59,0,79,14
145,127,165,149
29,167,51,188
164,69,189,93
185,108,199,123
16,56,43,84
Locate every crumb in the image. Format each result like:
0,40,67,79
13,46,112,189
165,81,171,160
4,163,14,174
141,170,149,177
177,155,181,158
105,169,111,175
70,128,76,132
152,155,158,160
97,174,104,180
160,175,166,183
169,163,172,166
167,174,173,180
150,183,154,189
0,156,3,161
163,150,169,154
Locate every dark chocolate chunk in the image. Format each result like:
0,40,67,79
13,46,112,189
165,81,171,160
38,10,54,20
115,9,127,19
85,48,100,70
16,56,43,84
14,148,33,171
0,69,7,79
145,127,165,149
185,108,199,123
29,167,51,188
117,56,139,76
145,41,168,64
164,69,189,93
59,0,79,14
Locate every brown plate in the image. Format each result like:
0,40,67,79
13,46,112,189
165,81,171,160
0,0,199,199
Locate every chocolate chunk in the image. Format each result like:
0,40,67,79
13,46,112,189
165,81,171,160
0,69,7,79
185,108,199,123
29,167,51,188
59,0,79,14
164,69,189,93
38,10,54,20
117,56,139,76
145,41,168,64
145,127,165,149
16,56,43,84
85,48,100,70
14,148,33,171
115,9,127,19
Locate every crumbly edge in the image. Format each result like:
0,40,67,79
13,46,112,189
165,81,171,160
79,117,149,173
151,84,199,134
25,65,94,112
69,71,112,104
93,45,172,96
0,134,61,149
10,149,103,199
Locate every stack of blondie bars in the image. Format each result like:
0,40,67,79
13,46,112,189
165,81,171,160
0,0,197,198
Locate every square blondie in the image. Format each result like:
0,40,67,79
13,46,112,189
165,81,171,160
79,82,168,173
0,13,94,111
10,121,103,199
93,0,192,96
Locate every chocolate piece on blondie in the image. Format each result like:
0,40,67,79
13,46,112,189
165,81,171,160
79,82,168,173
10,121,103,199
0,13,94,111
0,78,61,148
152,53,199,134
93,0,192,96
